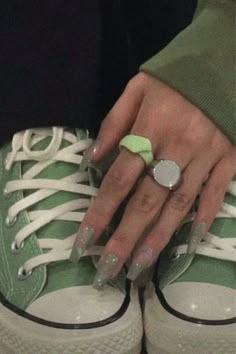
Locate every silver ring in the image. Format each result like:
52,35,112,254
148,159,182,190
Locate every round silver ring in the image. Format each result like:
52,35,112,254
148,159,182,190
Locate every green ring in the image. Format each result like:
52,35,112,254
119,134,154,166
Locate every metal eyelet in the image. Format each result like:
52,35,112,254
17,266,32,280
3,187,12,199
168,247,181,262
4,157,8,170
171,253,181,262
11,240,24,254
5,215,17,227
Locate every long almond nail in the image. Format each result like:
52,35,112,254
187,221,207,254
93,254,119,290
69,226,95,263
127,248,153,281
80,141,100,172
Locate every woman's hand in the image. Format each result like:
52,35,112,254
72,72,235,288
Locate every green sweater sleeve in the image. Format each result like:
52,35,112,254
140,0,235,145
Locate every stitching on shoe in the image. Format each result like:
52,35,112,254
0,217,9,295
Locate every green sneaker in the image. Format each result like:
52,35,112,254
144,179,236,354
0,127,142,354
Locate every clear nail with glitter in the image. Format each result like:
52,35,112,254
93,254,119,290
80,141,100,172
70,226,95,263
127,248,154,281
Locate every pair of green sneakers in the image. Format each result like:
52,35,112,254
0,127,235,354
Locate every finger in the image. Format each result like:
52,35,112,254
127,154,220,280
91,176,169,279
194,149,235,239
91,149,196,289
94,145,193,278
73,96,166,264
84,75,145,164
70,148,144,263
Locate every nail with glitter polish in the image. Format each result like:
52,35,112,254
80,141,100,172
93,254,119,290
187,221,207,254
127,248,153,281
69,226,95,263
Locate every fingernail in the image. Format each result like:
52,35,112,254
69,226,95,263
187,221,207,254
127,248,153,281
80,141,100,172
93,254,119,290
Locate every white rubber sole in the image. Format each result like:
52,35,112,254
0,288,143,354
144,284,236,354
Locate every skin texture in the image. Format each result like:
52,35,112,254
73,73,235,286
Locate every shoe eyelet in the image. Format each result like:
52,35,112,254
168,248,180,262
171,253,180,262
11,240,24,254
5,215,17,227
17,266,32,280
4,157,8,170
3,187,12,199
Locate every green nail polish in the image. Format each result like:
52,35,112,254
93,254,119,290
69,226,95,263
187,221,207,254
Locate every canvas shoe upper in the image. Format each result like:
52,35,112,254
0,127,142,354
144,178,236,354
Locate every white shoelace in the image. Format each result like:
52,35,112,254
5,127,103,278
175,181,236,262
5,127,236,278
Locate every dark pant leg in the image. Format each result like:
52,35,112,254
0,1,101,144
0,0,197,144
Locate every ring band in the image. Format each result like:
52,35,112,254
119,134,154,166
148,159,182,190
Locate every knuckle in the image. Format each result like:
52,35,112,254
112,232,129,244
132,192,157,214
104,168,129,190
169,191,193,213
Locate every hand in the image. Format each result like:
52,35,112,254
71,73,235,288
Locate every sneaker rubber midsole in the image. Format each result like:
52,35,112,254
144,284,235,354
0,288,143,354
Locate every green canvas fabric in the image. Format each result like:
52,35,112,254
0,129,126,310
158,177,236,290
140,0,235,145
0,144,46,309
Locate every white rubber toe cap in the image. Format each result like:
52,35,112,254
162,282,236,321
26,285,125,323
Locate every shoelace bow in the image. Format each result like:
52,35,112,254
175,181,236,262
5,128,104,277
